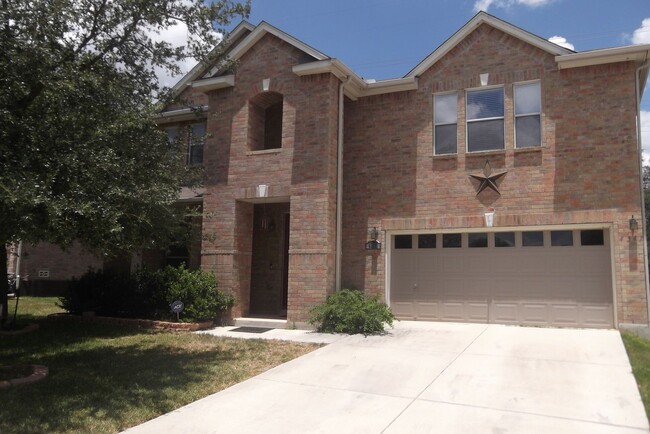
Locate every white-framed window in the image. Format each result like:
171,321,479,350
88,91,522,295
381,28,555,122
514,81,541,148
433,92,457,155
466,87,504,152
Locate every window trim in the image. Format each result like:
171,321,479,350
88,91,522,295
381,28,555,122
465,85,505,153
433,91,458,156
514,80,542,149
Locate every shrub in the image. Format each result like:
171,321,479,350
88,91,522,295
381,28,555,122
308,289,395,335
60,269,141,317
150,266,235,322
59,265,234,322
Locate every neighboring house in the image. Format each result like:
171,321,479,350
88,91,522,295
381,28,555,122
13,12,650,329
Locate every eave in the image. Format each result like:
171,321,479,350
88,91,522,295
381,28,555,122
293,59,418,100
155,105,208,125
191,75,235,92
555,44,650,70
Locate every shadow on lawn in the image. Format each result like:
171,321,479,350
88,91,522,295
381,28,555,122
0,321,257,433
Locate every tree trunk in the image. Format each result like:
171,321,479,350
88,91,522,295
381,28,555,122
0,245,8,328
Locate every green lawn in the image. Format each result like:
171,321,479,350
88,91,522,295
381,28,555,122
0,297,318,434
622,331,650,419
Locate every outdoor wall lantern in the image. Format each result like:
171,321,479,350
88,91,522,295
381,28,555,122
480,73,489,86
629,215,639,232
365,227,381,251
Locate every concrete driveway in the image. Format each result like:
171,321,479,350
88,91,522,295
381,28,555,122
124,322,649,434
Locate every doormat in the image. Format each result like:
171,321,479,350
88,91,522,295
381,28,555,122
230,326,273,334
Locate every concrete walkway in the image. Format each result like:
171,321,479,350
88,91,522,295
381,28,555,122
124,322,649,434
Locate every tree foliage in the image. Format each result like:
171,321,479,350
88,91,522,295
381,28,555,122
0,0,250,325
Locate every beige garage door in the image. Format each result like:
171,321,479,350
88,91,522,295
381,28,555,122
390,229,613,328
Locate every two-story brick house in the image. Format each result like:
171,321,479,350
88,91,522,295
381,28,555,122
15,12,650,328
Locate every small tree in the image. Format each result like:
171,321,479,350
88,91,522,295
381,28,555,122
0,0,250,327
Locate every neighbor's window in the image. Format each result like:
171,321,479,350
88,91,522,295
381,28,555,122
249,91,283,151
188,123,205,165
434,93,457,155
514,82,541,148
467,87,504,152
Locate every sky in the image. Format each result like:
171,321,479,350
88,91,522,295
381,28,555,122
167,0,650,161
245,0,650,162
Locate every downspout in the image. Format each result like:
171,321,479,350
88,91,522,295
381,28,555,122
635,56,650,325
336,76,352,292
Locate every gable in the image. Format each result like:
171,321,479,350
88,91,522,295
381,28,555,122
406,11,572,78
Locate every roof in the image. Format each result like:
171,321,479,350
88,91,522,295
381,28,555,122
166,12,650,106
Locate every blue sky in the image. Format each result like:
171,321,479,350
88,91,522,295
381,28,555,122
242,0,650,159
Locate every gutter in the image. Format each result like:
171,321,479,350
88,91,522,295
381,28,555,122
636,56,650,325
335,76,352,292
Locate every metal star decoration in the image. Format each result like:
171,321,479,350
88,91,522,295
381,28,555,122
469,160,507,196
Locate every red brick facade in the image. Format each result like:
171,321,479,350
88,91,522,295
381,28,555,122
14,14,649,326
190,17,647,325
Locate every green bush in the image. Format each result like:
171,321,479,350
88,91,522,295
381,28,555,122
308,289,395,335
59,265,234,322
148,266,235,322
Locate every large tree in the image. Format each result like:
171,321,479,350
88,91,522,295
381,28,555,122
0,0,250,326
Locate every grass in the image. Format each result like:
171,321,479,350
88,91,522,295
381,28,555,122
622,331,650,419
0,297,318,434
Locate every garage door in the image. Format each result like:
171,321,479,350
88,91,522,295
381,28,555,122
390,229,613,328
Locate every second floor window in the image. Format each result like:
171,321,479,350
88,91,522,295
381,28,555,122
514,82,541,148
466,87,504,152
166,123,205,165
434,92,458,155
188,123,205,165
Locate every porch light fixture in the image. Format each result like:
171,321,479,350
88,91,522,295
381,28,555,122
480,73,489,86
365,227,381,251
630,215,639,232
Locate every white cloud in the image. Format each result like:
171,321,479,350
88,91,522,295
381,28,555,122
548,35,575,50
632,18,650,45
148,21,197,88
642,110,650,166
473,0,554,13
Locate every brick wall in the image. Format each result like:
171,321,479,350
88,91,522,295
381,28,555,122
341,23,646,324
19,242,103,294
200,34,339,321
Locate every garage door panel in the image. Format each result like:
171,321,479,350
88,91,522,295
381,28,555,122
442,256,464,273
492,302,519,323
441,278,463,296
580,304,613,328
520,303,549,325
467,302,489,321
390,229,613,328
550,304,581,326
416,301,440,321
463,278,491,297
